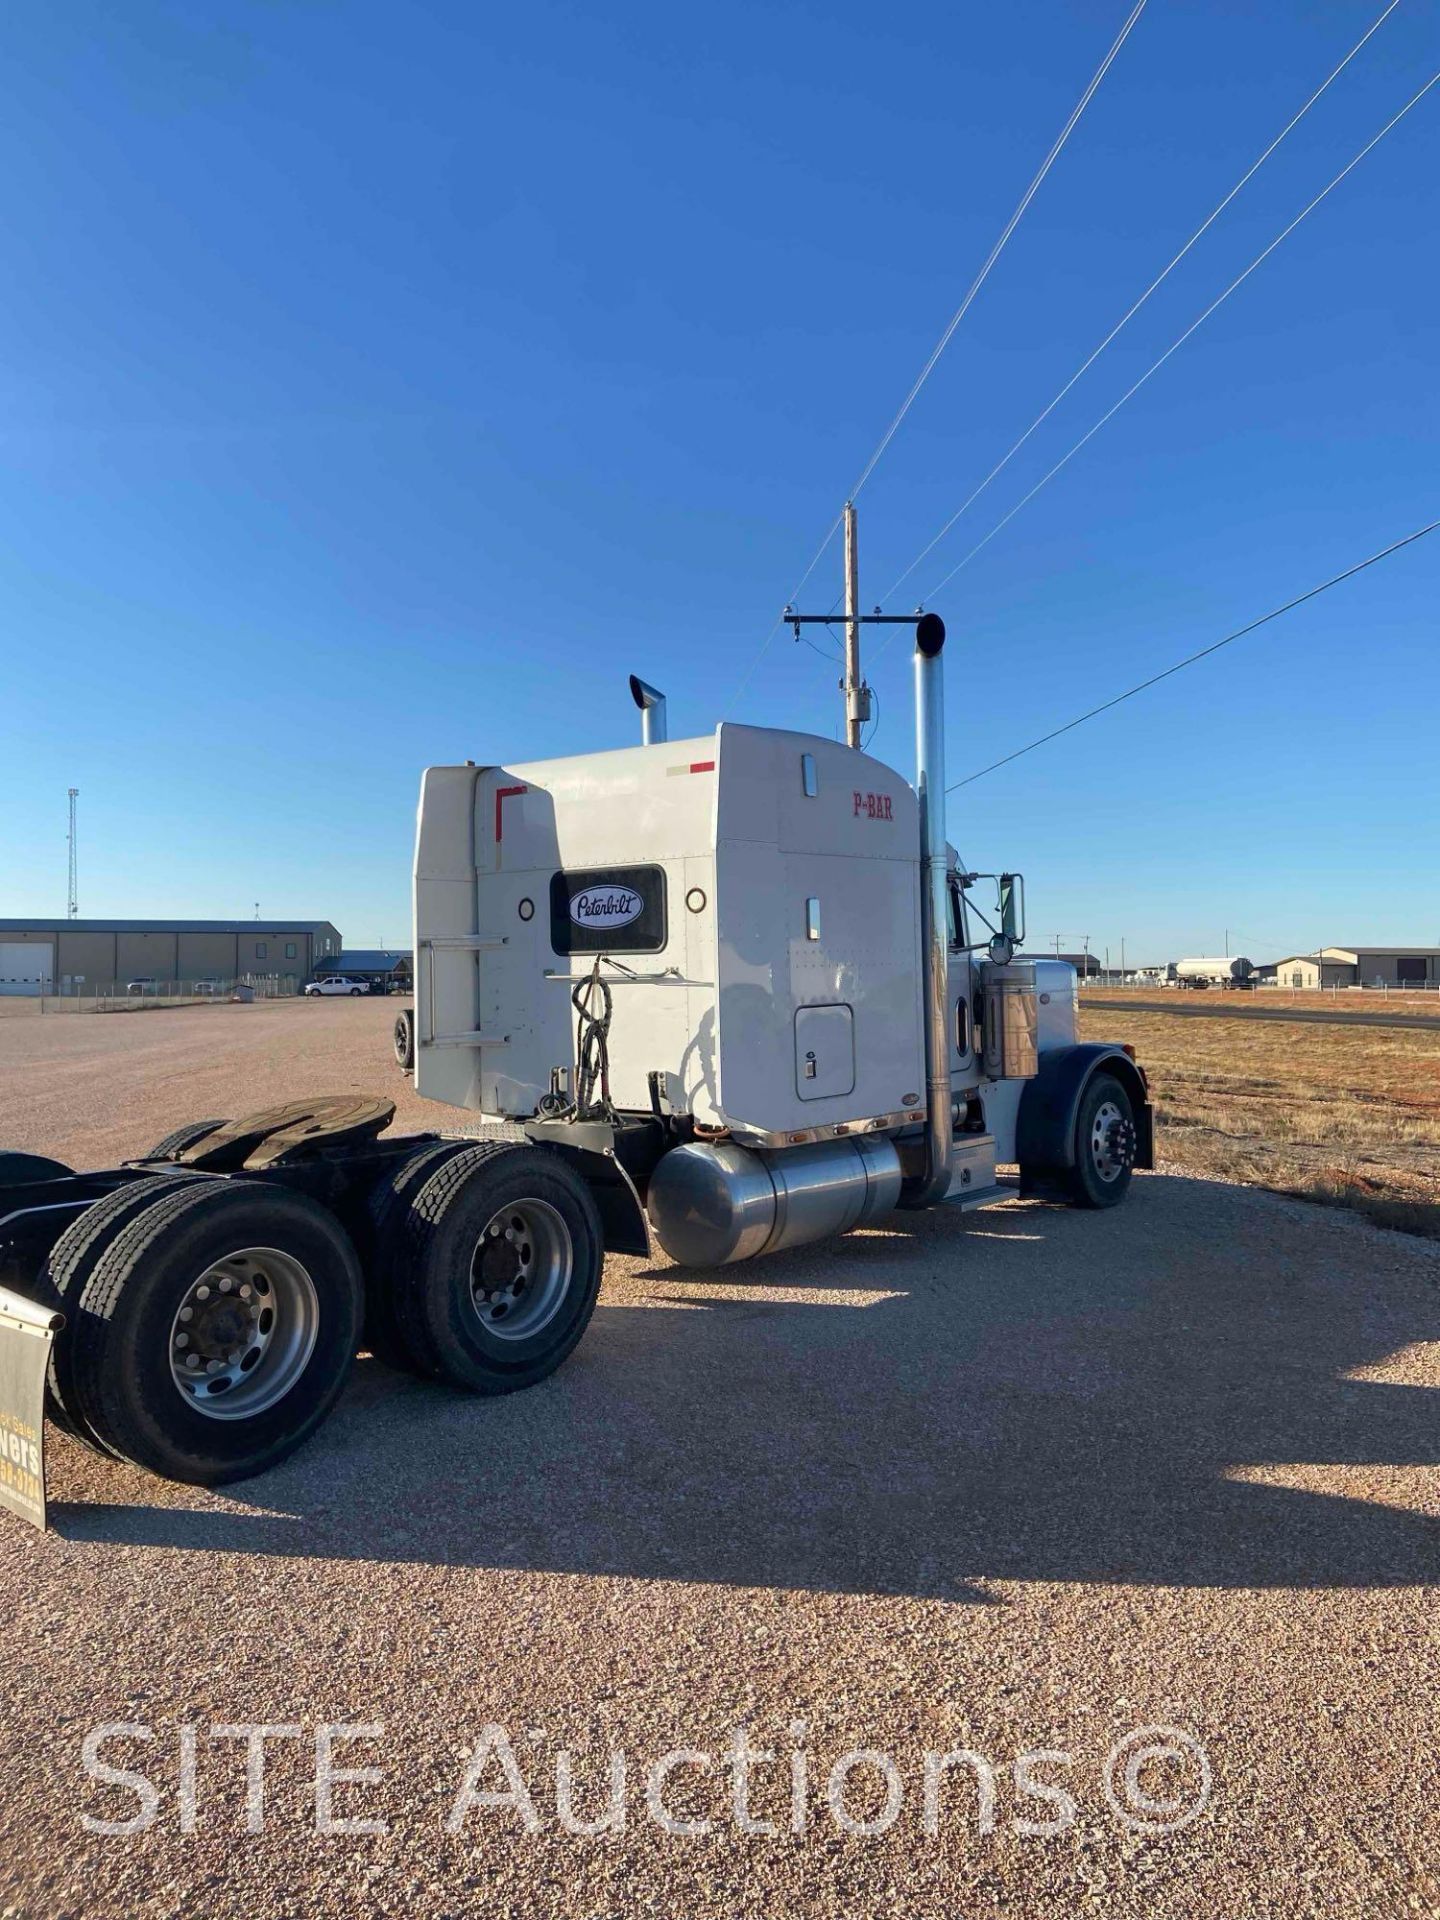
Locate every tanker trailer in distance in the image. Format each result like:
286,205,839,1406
0,614,1152,1506
1175,956,1255,990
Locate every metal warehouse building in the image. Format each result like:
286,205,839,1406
1273,946,1440,990
0,920,343,995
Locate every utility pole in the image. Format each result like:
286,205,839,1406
842,502,871,749
66,789,78,919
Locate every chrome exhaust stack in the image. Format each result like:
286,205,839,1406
628,675,668,745
911,612,952,1206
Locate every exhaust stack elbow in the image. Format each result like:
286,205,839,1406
629,675,668,745
912,612,951,1206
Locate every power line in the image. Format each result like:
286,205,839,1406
921,66,1440,605
723,523,842,721
945,517,1440,791
845,0,1148,506
797,624,845,664
880,0,1401,607
722,0,1148,720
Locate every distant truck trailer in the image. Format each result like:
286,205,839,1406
1175,956,1255,990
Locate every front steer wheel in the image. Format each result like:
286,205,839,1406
66,1181,363,1484
393,1008,415,1072
1063,1071,1138,1209
386,1141,604,1395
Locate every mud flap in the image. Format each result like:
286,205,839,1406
0,1287,63,1531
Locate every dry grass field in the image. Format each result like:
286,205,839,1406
1080,991,1440,1238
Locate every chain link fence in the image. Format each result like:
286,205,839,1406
0,976,301,1015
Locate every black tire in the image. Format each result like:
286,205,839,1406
40,1173,207,1452
393,1008,415,1072
350,988,364,997
67,1181,363,1485
388,1142,603,1395
144,1118,226,1162
1064,1072,1137,1209
363,1140,478,1373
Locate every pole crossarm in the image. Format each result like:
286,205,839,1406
786,611,924,632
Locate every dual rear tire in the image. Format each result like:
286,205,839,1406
43,1177,362,1483
366,1141,604,1394
39,1139,603,1486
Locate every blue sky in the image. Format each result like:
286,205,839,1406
1,0,1434,963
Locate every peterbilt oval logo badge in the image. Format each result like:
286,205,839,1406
569,886,644,929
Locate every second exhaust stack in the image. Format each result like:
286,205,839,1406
629,675,667,745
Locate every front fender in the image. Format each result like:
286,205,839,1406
1016,1044,1153,1172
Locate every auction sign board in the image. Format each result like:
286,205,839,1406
0,1288,62,1530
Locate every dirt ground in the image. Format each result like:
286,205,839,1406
1079,995,1440,1239
1,999,1437,1918
0,996,451,1166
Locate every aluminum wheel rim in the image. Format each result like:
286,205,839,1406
168,1246,319,1420
1090,1100,1130,1183
469,1199,572,1342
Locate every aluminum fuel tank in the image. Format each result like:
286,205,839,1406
646,1134,903,1267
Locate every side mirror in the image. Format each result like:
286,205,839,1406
988,932,1015,966
999,873,1025,945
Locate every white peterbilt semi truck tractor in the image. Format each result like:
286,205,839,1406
0,616,1151,1517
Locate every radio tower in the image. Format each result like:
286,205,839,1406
67,789,79,919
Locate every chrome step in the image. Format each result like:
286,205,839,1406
948,1182,1009,1212
941,1133,997,1205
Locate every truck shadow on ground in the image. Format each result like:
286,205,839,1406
54,1173,1440,1601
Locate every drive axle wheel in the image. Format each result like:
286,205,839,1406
1064,1072,1137,1209
470,1199,572,1339
41,1172,205,1454
68,1181,362,1484
167,1246,319,1417
145,1118,226,1162
390,1141,603,1394
364,1140,475,1372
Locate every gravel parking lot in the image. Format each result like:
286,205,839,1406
1,999,1436,1917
